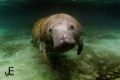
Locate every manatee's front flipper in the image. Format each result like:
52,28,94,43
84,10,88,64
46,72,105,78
40,42,54,67
77,37,83,55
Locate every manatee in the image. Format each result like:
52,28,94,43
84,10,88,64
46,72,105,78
32,13,83,66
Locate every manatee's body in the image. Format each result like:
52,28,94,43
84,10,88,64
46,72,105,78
32,13,83,66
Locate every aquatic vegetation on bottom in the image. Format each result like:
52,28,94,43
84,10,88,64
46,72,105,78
2,44,24,58
0,28,120,80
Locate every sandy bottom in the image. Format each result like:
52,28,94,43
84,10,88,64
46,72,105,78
0,26,120,80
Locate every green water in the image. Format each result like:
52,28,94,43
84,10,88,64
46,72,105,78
0,0,120,80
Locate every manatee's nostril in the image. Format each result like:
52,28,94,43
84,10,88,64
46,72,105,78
59,35,63,40
64,34,67,39
59,34,68,40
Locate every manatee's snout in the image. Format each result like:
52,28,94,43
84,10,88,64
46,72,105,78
54,33,76,49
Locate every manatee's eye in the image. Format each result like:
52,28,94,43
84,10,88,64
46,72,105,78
70,25,74,29
49,28,52,32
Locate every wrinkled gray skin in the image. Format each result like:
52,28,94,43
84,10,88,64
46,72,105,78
46,23,83,54
42,23,83,67
32,14,83,67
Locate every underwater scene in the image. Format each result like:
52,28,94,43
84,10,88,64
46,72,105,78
0,0,120,80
